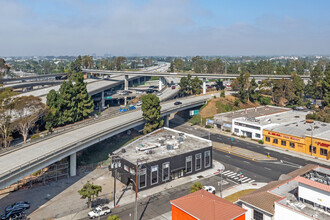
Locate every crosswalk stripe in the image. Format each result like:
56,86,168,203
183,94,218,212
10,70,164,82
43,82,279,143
225,171,235,175
234,177,239,180
242,178,251,183
240,177,248,181
222,170,231,175
248,180,255,183
226,173,237,177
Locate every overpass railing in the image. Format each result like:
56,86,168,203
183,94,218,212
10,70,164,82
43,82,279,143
0,97,208,185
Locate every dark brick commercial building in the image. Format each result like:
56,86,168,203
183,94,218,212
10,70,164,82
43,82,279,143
112,127,213,191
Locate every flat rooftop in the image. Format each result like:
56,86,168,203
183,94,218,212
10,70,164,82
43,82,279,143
272,166,330,220
266,120,330,140
234,110,309,127
115,127,212,163
214,105,291,121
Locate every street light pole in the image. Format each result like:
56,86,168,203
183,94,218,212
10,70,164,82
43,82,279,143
307,120,314,156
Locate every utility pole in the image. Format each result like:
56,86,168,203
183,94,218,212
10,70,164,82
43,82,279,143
110,155,120,207
135,159,138,220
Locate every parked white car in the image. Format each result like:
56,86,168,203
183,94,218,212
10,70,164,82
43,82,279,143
203,186,216,194
136,101,142,106
88,206,111,218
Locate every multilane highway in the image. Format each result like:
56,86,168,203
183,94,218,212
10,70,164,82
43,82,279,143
0,94,209,189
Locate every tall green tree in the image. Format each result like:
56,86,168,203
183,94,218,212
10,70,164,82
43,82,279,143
248,78,259,102
308,64,324,103
322,64,330,106
191,77,202,94
114,56,126,70
45,89,60,131
78,181,102,208
179,74,192,96
74,72,94,121
215,79,224,91
142,94,163,134
58,81,77,125
291,72,304,105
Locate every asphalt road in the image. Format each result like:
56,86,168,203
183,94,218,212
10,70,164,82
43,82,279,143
80,175,236,220
80,122,329,220
172,123,330,180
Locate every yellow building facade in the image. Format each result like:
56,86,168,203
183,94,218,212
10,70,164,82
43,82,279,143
263,130,330,160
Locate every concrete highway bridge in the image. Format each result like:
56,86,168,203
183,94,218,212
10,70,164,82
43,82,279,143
83,69,311,94
0,95,209,189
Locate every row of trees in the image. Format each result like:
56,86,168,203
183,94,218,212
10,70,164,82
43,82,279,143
231,62,330,108
169,56,314,75
0,88,46,147
45,65,94,131
179,74,202,96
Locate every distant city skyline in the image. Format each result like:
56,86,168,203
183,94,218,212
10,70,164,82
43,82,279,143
1,0,330,56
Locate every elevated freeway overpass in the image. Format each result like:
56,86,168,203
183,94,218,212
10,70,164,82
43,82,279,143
83,69,311,94
0,95,209,189
1,73,66,84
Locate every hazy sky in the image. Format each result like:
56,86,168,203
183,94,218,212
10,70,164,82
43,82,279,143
1,0,330,56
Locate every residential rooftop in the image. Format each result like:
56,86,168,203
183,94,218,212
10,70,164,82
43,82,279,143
266,120,330,140
214,105,291,122
115,127,212,164
171,190,246,220
234,110,309,127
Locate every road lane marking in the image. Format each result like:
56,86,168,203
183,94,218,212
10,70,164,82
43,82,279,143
248,180,255,183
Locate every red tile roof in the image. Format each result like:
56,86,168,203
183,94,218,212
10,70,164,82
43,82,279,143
170,190,246,220
295,176,330,192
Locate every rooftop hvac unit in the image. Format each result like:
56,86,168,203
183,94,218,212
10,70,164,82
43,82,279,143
167,145,174,150
121,148,126,153
145,150,153,154
179,133,184,136
178,137,183,143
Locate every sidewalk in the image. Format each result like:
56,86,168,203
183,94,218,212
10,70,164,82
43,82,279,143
199,126,330,166
221,182,267,198
55,160,224,220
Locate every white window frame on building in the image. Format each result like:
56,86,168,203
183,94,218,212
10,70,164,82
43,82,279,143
150,165,158,185
162,162,170,182
195,153,202,171
186,156,192,174
204,151,211,168
255,133,261,138
138,168,147,189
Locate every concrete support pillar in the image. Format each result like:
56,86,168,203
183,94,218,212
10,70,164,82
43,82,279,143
101,91,105,110
124,97,127,106
137,77,140,84
87,73,91,79
124,75,129,91
70,152,77,177
164,115,169,127
203,78,207,94
159,77,163,91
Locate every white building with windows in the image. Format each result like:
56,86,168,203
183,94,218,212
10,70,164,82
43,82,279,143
232,110,309,140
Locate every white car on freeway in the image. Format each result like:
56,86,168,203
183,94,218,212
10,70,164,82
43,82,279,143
203,186,216,194
136,101,142,106
88,206,111,218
